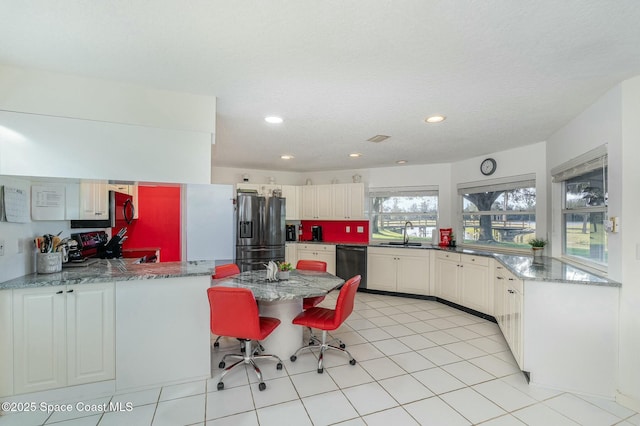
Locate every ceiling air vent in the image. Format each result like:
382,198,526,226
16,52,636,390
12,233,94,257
367,135,391,143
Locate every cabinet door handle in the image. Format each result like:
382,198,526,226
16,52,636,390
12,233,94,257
496,276,504,280
67,289,74,293
507,289,515,294
56,290,63,294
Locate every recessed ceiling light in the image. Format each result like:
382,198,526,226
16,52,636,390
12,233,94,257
281,154,294,160
265,116,283,124
425,115,446,123
396,160,408,164
349,153,362,158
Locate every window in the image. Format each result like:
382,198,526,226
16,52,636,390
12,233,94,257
553,147,608,266
369,187,438,243
458,175,536,250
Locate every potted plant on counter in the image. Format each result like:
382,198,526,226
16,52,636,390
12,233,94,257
278,262,293,280
528,238,548,262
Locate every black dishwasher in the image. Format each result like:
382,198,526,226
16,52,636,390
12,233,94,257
336,245,367,289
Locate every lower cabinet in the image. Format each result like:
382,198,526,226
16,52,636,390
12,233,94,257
296,244,336,274
367,248,430,295
434,252,491,315
11,283,115,395
494,264,524,368
285,243,298,265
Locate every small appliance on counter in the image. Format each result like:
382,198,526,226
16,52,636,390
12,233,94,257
286,224,297,241
98,227,128,259
311,225,323,241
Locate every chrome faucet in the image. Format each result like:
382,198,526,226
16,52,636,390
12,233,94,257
403,221,413,244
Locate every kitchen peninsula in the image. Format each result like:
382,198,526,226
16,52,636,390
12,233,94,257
0,260,215,399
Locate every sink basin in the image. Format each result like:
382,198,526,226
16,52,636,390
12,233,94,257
379,242,423,247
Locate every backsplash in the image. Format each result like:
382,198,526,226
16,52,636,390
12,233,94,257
299,220,369,243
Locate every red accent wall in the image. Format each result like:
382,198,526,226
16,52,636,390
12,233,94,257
300,220,369,243
113,186,182,262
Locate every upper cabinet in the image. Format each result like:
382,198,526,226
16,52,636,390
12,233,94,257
302,183,365,220
79,181,109,220
333,183,365,220
281,185,300,220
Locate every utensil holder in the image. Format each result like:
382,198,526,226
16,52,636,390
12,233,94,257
37,252,62,274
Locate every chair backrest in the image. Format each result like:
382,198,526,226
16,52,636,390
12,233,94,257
212,263,240,279
332,275,361,328
207,287,261,340
296,259,327,272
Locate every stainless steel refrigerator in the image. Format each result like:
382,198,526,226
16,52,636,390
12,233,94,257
235,191,286,271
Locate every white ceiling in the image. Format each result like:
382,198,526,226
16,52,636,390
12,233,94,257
2,1,640,172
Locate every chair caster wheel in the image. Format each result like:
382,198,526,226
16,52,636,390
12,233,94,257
309,340,315,346
276,363,283,370
317,368,324,374
290,355,297,362
217,382,224,390
340,343,346,349
218,361,225,369
258,382,266,391
349,359,356,365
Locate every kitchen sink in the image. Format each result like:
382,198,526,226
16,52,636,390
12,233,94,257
379,242,423,247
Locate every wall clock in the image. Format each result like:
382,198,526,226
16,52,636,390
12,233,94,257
480,158,497,176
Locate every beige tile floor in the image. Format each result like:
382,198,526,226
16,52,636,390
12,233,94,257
1,291,638,425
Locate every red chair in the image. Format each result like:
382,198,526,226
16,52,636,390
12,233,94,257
297,260,328,310
207,287,283,391
290,275,361,373
211,263,241,349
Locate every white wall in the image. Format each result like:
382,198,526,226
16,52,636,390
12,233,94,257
0,64,216,133
451,142,548,244
0,65,215,184
212,163,453,229
546,79,640,410
618,76,640,410
0,176,102,282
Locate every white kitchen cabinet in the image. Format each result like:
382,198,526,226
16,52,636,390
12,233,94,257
434,252,491,315
495,264,523,367
459,255,491,314
281,185,300,220
285,243,298,265
301,184,333,220
367,247,430,295
79,181,109,220
296,244,336,274
434,251,461,303
12,283,115,395
0,290,13,397
332,183,365,219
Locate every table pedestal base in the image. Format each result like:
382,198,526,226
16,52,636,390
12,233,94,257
259,299,304,360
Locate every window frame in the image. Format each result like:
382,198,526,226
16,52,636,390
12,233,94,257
458,174,537,252
369,187,439,244
558,158,608,268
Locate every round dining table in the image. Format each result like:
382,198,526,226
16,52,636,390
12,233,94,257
211,269,345,359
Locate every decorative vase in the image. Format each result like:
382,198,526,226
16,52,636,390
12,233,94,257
532,247,544,263
278,271,290,280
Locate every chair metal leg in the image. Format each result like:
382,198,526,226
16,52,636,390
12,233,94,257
216,339,283,391
290,330,356,373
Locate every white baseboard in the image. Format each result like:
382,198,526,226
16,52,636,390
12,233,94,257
616,391,640,413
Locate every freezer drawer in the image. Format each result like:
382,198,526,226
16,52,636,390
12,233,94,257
236,246,285,272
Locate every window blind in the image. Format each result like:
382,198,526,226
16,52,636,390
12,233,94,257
457,174,536,195
369,186,439,198
551,145,607,183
